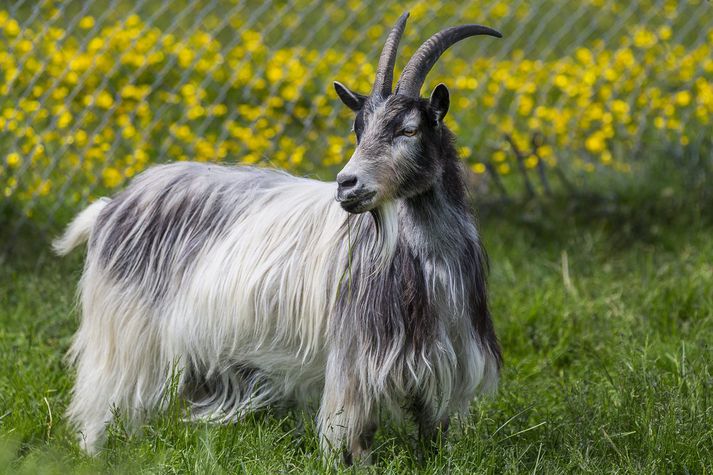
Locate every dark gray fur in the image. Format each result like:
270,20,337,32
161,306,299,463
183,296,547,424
330,16,503,461
333,120,501,415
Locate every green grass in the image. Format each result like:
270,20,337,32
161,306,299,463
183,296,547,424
2,170,713,473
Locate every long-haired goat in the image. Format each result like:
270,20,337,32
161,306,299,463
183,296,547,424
54,13,502,463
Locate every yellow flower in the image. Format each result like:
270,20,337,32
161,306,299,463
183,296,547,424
491,150,507,163
52,87,68,101
75,130,88,146
518,95,534,116
122,125,137,139
575,48,593,64
121,84,139,99
658,25,672,41
268,96,284,108
38,180,51,196
79,16,95,29
241,30,262,53
102,167,123,188
492,3,510,18
6,152,21,168
633,27,657,49
211,104,228,116
57,109,72,129
187,105,206,120
125,14,141,28
180,83,196,98
88,37,103,51
675,90,691,107
171,124,192,141
585,132,606,154
611,99,630,116
471,163,486,174
95,91,114,109
16,39,32,54
282,85,299,102
3,18,19,36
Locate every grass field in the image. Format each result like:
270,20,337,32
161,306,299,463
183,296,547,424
1,165,712,474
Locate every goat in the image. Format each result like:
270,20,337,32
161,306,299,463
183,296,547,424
54,12,502,463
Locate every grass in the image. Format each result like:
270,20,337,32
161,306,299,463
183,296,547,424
1,167,713,473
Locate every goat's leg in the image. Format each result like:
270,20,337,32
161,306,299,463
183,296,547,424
318,390,378,464
318,354,377,465
67,286,161,454
419,415,450,447
67,355,114,454
318,402,377,465
346,420,378,465
411,397,450,456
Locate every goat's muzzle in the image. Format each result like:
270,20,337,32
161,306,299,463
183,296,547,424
336,173,377,213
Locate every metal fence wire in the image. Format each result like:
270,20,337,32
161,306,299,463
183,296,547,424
1,0,712,247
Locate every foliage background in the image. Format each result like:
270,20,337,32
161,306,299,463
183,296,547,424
1,0,712,247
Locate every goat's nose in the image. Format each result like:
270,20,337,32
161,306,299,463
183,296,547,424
337,173,359,191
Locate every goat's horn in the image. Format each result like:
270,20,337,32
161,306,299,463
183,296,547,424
371,12,409,98
395,24,502,98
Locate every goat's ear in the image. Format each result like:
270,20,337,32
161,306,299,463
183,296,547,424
334,81,367,112
428,83,450,124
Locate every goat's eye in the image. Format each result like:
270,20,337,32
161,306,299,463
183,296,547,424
398,127,418,138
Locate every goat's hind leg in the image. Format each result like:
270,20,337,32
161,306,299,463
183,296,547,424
67,291,160,454
67,343,122,454
68,341,161,454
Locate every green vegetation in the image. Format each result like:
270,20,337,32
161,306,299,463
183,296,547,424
2,165,711,473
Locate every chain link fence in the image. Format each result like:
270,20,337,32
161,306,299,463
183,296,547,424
1,0,712,250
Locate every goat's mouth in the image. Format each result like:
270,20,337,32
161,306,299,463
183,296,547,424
337,190,377,214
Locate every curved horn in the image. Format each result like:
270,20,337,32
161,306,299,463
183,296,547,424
395,24,502,98
371,12,409,98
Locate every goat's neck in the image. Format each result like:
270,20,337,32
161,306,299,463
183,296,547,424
398,174,472,260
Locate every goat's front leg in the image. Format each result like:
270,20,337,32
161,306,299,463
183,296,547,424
411,396,450,455
344,420,377,465
318,354,377,465
420,416,450,448
318,389,378,465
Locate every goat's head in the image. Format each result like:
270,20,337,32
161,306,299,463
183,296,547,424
334,13,501,214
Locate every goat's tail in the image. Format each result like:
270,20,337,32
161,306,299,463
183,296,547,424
52,198,111,256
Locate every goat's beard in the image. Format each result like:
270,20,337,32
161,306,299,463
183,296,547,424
369,200,399,271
